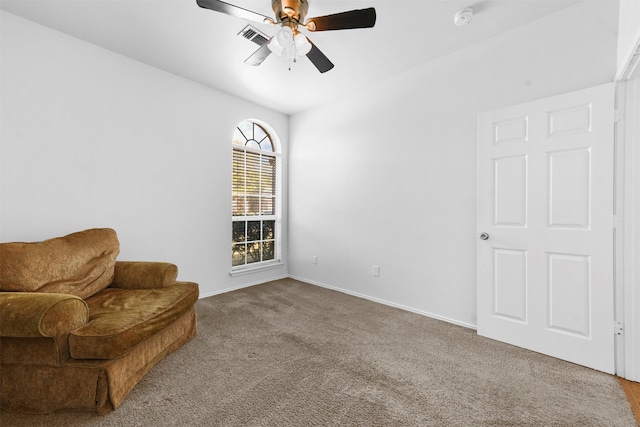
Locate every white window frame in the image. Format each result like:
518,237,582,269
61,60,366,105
230,120,282,276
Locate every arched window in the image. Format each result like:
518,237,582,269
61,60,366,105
231,120,281,271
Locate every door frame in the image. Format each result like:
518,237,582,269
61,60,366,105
617,72,640,382
616,35,640,381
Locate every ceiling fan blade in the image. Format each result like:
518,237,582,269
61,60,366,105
306,42,334,73
245,43,272,66
305,8,376,32
196,0,273,25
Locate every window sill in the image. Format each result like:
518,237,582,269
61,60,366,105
229,261,284,277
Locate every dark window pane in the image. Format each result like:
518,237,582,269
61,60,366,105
247,221,261,242
232,243,246,266
232,221,245,243
263,220,275,240
263,241,275,261
247,242,261,263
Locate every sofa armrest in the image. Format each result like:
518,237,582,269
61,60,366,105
0,292,88,337
110,261,178,290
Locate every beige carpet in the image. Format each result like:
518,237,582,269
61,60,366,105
1,278,637,426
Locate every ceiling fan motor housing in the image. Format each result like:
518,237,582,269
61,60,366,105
272,0,308,24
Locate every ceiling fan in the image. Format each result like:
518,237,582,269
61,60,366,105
196,0,377,73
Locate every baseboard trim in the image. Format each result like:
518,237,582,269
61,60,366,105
198,274,290,299
200,274,478,331
289,275,477,331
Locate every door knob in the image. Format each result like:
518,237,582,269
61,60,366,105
479,232,490,240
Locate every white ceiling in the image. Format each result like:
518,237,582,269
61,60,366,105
0,0,583,115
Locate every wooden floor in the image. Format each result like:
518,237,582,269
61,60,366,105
619,377,640,426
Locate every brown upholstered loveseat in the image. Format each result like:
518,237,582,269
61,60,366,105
0,228,199,414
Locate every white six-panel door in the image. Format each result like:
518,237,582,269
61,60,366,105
477,83,615,373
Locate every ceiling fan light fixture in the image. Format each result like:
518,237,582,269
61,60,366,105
276,26,293,45
294,33,312,55
268,26,294,56
267,37,285,56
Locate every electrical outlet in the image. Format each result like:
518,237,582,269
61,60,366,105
373,265,380,277
313,256,318,265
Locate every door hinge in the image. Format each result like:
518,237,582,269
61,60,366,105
614,321,624,335
615,109,625,123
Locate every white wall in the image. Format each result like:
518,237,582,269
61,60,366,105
617,0,640,77
288,1,619,327
0,11,289,297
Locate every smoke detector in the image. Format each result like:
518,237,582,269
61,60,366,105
454,8,473,26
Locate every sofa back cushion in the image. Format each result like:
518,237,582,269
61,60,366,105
0,228,120,299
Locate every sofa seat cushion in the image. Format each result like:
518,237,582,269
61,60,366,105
68,282,198,360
